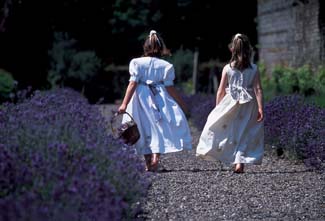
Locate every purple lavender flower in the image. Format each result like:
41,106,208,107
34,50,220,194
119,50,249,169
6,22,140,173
0,88,150,221
264,95,324,170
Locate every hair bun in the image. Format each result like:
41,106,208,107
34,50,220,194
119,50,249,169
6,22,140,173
235,33,242,39
150,30,157,36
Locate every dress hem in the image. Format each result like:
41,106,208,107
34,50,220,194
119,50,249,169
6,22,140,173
196,153,263,165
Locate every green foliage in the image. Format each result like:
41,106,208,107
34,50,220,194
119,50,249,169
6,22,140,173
315,65,325,94
272,65,319,96
110,0,162,34
258,62,276,102
66,51,101,81
179,79,194,94
259,62,325,107
167,48,194,83
273,66,299,94
0,69,16,101
296,65,315,95
48,32,101,88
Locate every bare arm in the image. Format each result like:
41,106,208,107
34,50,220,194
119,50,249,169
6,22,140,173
253,69,264,122
118,81,138,113
216,66,228,105
166,86,189,115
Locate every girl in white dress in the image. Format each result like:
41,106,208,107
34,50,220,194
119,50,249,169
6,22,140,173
196,33,264,173
118,30,192,172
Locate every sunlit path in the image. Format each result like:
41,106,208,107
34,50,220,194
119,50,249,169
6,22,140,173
99,104,324,221
137,147,324,220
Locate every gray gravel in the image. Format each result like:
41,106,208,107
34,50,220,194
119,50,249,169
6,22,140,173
136,148,324,221
98,105,325,221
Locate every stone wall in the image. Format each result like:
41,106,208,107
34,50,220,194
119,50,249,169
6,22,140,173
257,0,324,74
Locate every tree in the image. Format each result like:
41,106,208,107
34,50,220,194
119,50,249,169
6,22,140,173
48,32,101,92
0,0,13,32
110,0,162,36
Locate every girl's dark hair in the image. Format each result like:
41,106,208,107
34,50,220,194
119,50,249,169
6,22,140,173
143,30,171,58
229,33,253,70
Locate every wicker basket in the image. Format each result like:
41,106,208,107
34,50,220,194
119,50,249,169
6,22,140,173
111,111,140,145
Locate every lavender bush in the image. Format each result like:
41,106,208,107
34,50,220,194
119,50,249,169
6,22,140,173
264,95,325,170
0,88,149,221
182,93,215,130
264,95,305,147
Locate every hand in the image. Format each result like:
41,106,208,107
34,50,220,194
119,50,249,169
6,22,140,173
257,108,264,122
118,103,127,114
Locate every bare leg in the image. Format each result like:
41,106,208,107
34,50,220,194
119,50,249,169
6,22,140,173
150,153,160,172
234,163,244,173
144,154,151,171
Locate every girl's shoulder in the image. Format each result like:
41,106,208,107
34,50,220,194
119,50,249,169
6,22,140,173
222,63,230,69
130,57,152,69
154,57,172,66
131,56,149,64
151,57,174,71
223,63,232,72
130,57,173,71
226,63,257,72
131,57,171,65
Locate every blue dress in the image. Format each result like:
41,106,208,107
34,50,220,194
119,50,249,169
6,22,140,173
124,56,192,155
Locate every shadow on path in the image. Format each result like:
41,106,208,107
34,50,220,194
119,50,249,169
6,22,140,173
157,168,312,174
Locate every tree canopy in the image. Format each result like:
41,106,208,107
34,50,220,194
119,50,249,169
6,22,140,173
0,0,257,91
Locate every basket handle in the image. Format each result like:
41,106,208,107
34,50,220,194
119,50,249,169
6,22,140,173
110,111,136,136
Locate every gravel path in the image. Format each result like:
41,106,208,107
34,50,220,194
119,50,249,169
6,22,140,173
98,105,325,221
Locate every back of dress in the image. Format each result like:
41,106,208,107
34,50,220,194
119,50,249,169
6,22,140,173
129,57,174,85
125,56,192,155
196,62,264,165
226,63,257,104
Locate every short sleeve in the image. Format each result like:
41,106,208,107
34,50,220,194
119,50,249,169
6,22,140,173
163,64,175,86
224,64,230,74
129,59,140,82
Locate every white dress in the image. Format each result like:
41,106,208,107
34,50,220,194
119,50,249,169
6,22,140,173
196,63,264,164
124,56,192,155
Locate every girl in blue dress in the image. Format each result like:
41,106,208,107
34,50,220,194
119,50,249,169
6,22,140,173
118,30,192,172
